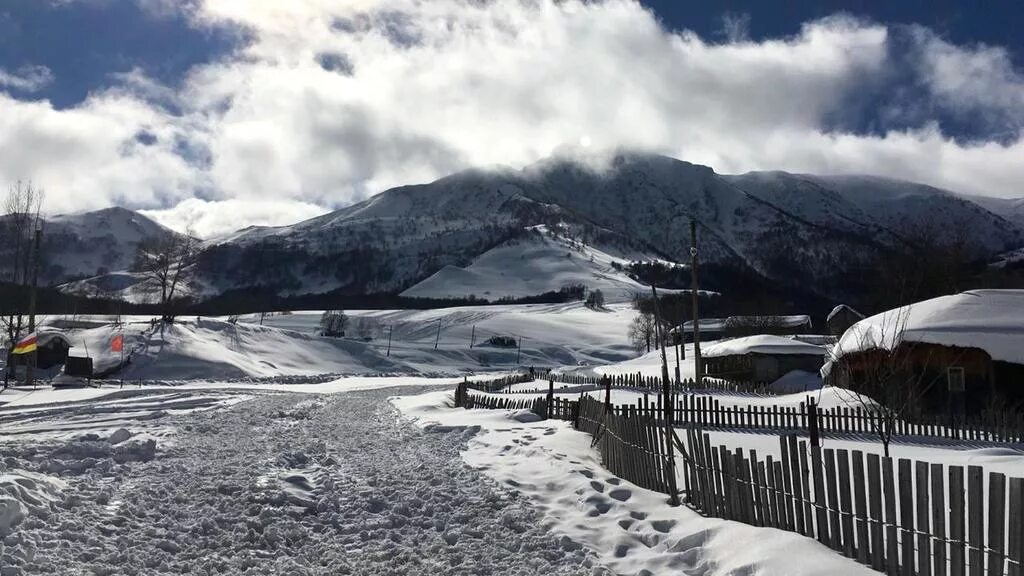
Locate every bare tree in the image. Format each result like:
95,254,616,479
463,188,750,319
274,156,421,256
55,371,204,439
350,316,382,340
628,312,656,354
133,229,199,322
0,181,44,386
319,310,348,337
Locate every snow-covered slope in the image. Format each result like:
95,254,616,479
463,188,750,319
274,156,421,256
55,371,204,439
401,225,675,303
37,302,639,380
8,207,177,285
958,195,1024,230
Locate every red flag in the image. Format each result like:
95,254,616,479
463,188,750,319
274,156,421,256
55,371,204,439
111,334,123,353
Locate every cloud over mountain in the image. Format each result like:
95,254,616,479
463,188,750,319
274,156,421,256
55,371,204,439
2,0,1022,237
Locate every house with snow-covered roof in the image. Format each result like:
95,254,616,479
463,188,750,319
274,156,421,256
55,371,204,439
701,334,827,383
826,290,1024,415
669,314,813,344
826,304,863,336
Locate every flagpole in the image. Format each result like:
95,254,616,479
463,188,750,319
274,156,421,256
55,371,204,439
119,325,124,389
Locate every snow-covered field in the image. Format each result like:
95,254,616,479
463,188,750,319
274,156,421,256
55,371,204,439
27,301,638,383
4,301,1023,575
1,382,604,575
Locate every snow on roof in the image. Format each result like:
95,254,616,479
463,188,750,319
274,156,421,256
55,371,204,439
673,315,812,333
702,335,827,358
833,290,1024,365
826,304,863,323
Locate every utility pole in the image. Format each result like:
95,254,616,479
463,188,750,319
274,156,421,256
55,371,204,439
674,337,681,384
470,325,475,348
690,219,703,386
434,319,441,350
25,224,41,387
647,282,671,393
651,284,680,506
516,336,523,364
386,324,392,357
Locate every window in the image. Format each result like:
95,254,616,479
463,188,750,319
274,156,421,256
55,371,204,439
947,367,965,392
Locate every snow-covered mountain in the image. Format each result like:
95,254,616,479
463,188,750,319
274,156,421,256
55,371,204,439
959,195,1024,230
0,207,178,287
57,153,1024,304
401,224,676,303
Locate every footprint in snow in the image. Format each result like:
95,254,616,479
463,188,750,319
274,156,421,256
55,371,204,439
650,519,676,533
576,469,594,479
589,480,605,493
608,488,631,502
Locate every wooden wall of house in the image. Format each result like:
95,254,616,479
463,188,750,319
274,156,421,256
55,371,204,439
831,342,1001,416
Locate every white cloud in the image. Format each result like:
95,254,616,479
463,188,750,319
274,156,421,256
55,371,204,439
0,65,54,92
2,0,1023,237
140,197,327,238
0,92,201,213
911,27,1024,135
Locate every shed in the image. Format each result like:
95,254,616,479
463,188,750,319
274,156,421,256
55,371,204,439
701,334,827,383
826,290,1024,415
670,314,813,344
6,331,72,378
826,304,864,336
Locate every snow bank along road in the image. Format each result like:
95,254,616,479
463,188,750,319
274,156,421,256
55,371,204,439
0,386,601,575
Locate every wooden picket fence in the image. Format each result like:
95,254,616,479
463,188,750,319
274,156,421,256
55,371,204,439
575,396,676,494
455,378,1024,575
682,429,1024,576
509,372,772,395
468,373,1024,444
463,373,535,393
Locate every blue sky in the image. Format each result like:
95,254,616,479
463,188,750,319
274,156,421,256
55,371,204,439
0,1,1021,236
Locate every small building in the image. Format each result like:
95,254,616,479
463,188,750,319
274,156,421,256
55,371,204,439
670,314,813,344
825,290,1024,416
6,331,72,380
826,304,864,336
701,334,827,383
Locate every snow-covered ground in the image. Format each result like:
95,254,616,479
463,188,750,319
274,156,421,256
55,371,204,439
393,389,878,576
1,383,604,575
24,302,639,383
401,225,686,304
5,301,1023,575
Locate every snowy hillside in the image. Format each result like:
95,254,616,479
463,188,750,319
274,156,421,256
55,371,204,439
9,207,178,286
46,207,175,283
401,225,678,303
54,153,1024,304
961,195,1024,229
35,302,639,381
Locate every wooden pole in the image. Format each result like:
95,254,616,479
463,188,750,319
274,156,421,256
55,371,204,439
690,219,703,386
470,325,475,348
651,284,680,506
386,324,392,357
25,225,41,388
516,336,523,364
434,319,441,350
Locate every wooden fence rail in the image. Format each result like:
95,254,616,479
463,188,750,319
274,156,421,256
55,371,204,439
466,374,1024,444
682,430,1024,576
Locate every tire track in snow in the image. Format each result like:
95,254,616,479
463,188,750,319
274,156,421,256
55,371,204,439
4,387,602,575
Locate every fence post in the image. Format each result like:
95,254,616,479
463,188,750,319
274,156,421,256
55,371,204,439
604,375,612,412
546,379,554,420
808,397,821,447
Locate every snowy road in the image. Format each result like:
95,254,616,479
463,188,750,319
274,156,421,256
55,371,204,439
2,387,598,575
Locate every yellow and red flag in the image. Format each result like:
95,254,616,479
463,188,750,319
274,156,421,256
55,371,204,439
111,334,123,353
12,333,38,355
